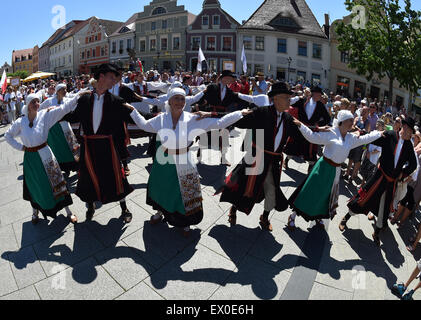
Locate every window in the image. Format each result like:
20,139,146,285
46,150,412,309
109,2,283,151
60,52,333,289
151,22,156,31
112,42,116,53
311,73,321,85
59,44,61,51
119,40,124,50
150,39,156,51
92,48,96,58
152,7,166,15
297,71,306,82
173,37,180,50
207,36,216,51
222,37,232,51
161,38,167,51
255,36,265,51
162,20,167,29
81,52,85,59
127,39,132,49
192,37,201,50
277,39,287,53
101,47,105,56
208,58,217,72
243,36,252,50
254,64,264,74
63,43,66,50
213,16,220,26
140,40,146,52
87,50,90,58
95,35,98,41
340,51,350,63
298,41,307,56
202,16,209,26
313,44,322,59
69,40,72,47
277,68,286,81
336,76,350,97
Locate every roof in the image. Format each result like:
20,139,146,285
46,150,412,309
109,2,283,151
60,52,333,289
41,20,85,47
240,0,327,39
110,13,139,37
95,18,124,36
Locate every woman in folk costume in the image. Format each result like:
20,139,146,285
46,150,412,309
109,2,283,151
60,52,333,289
287,110,383,230
39,83,80,176
217,82,301,232
4,92,88,224
127,88,251,236
339,117,418,246
283,86,331,173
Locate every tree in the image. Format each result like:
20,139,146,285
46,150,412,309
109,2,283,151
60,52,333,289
7,71,29,80
335,0,421,106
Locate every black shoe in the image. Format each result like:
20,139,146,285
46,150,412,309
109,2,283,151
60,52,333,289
86,209,95,221
121,210,133,224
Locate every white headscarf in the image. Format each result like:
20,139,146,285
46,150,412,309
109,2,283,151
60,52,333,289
165,88,187,113
334,110,354,127
55,83,67,93
21,93,41,116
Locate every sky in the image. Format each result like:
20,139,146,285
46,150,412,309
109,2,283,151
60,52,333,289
3,0,421,68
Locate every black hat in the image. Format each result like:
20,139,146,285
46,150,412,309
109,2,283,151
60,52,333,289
220,70,237,79
268,81,293,97
402,117,416,134
94,63,119,80
311,85,323,94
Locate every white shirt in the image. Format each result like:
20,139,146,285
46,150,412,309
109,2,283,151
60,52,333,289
274,111,284,152
220,84,227,101
4,92,16,111
368,144,382,165
299,125,382,164
394,136,404,168
4,95,79,150
305,98,317,120
238,93,269,107
93,93,105,134
130,110,243,151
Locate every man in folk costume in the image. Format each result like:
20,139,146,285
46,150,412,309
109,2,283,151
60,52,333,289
283,86,331,173
217,82,301,231
128,73,148,97
196,70,247,166
39,83,80,176
339,117,418,246
65,64,135,223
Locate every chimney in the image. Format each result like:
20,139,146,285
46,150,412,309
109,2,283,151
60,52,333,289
323,13,330,38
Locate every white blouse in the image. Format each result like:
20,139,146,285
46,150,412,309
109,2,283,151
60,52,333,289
142,91,205,112
5,95,79,151
299,124,382,164
130,110,243,150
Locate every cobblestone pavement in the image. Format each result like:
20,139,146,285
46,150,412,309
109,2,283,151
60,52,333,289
0,123,420,300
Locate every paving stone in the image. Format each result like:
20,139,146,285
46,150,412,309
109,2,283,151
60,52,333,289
144,244,236,299
116,282,164,300
0,199,33,227
7,245,46,289
0,262,18,297
309,282,353,300
34,257,124,300
33,224,104,277
94,241,155,291
0,224,19,253
0,285,40,300
210,255,291,300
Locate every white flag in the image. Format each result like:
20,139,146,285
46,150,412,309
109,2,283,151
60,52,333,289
197,47,206,72
241,45,247,74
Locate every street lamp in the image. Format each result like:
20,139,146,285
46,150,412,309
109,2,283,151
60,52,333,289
287,57,292,83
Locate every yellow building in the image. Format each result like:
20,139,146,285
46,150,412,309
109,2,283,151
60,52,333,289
12,48,34,74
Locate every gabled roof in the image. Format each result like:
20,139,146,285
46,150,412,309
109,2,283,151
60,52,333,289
110,13,138,37
12,48,34,61
240,0,327,39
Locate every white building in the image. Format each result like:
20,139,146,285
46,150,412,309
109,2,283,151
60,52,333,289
49,20,89,77
109,13,138,69
237,0,330,89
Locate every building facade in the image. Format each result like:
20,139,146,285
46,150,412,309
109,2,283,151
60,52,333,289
186,0,239,72
12,48,34,74
135,0,196,71
32,45,39,73
330,16,410,108
237,0,330,89
109,13,138,70
0,62,11,75
78,17,123,74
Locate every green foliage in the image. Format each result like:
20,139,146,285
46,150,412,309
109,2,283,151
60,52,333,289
335,0,421,103
7,71,29,79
